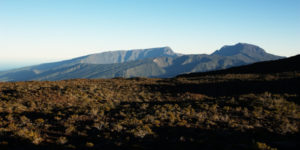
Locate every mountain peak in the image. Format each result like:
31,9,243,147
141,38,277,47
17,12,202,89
212,43,266,56
80,47,179,65
135,46,176,56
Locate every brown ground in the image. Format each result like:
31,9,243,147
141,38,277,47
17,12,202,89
0,72,299,149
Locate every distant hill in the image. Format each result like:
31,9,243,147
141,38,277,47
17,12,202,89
0,43,283,81
177,54,299,78
212,43,279,61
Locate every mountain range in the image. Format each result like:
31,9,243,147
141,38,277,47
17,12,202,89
0,43,283,81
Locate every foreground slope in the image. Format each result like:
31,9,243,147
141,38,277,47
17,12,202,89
178,54,300,77
0,54,299,150
0,43,282,81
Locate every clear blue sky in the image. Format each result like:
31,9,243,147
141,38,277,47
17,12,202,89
0,0,299,70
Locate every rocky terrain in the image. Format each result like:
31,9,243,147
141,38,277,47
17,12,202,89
0,55,299,150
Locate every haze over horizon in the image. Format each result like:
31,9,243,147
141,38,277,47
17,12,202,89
1,0,300,70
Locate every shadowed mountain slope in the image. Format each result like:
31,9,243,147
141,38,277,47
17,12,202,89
177,55,299,78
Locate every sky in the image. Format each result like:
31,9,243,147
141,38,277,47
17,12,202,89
0,0,300,70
